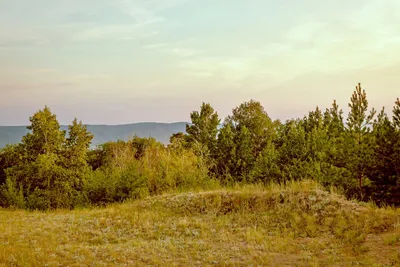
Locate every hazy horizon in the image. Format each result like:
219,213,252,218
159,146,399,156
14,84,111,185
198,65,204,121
1,0,399,125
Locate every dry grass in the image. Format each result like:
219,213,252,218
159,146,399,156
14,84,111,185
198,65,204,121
0,180,399,266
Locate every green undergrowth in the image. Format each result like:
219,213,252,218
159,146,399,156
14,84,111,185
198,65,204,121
0,180,399,266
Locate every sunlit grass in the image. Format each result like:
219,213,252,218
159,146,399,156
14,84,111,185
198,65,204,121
0,180,399,266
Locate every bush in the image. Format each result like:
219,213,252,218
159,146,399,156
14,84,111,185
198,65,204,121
82,141,216,206
0,177,26,209
83,168,121,205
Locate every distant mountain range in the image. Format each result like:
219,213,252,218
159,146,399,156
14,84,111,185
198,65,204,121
0,122,188,149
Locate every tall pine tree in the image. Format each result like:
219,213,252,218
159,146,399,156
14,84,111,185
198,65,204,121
346,83,376,199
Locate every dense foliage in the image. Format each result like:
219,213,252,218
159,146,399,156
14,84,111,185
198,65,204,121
177,83,400,206
0,84,399,209
0,108,214,210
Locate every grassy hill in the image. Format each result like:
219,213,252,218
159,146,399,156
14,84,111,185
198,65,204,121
0,181,399,266
0,122,187,148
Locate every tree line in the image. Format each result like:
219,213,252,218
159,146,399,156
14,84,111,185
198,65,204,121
0,83,399,210
178,83,399,206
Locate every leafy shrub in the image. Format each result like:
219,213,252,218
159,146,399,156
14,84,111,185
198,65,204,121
0,177,26,209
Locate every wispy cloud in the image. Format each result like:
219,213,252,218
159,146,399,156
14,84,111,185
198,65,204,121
109,0,189,21
176,55,262,88
0,81,75,94
0,0,190,47
145,42,202,58
0,37,49,49
0,68,111,94
68,0,191,43
109,0,163,26
70,24,158,42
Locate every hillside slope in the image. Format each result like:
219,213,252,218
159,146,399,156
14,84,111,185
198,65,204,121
0,181,399,266
0,122,187,148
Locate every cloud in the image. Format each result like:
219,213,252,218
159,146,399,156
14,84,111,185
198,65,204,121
70,24,158,42
136,0,400,95
176,55,264,89
143,37,203,58
0,0,189,47
159,0,400,93
0,68,111,94
145,43,202,57
0,81,75,94
106,0,190,27
110,0,189,18
67,0,191,43
0,37,48,51
109,1,163,26
0,36,49,49
210,1,398,82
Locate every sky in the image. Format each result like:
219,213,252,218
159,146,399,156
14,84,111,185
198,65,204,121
0,0,399,125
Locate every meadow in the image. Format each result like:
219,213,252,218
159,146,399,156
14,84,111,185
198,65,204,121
1,181,399,266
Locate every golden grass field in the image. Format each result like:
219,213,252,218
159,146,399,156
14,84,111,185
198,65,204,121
0,181,399,266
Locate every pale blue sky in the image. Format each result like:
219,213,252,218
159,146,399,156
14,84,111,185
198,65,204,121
0,0,399,125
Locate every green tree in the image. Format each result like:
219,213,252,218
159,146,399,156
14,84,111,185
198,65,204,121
0,144,23,185
319,100,350,190
21,106,66,159
62,118,94,197
63,118,93,167
249,140,281,184
185,103,220,177
215,100,275,182
345,83,376,199
393,98,400,128
231,126,254,181
215,122,236,181
303,107,325,161
302,108,331,184
393,98,400,178
169,132,187,146
226,100,274,157
186,102,220,153
303,106,323,133
275,119,308,182
323,100,345,138
8,107,67,194
386,98,400,205
367,108,399,205
1,107,93,209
